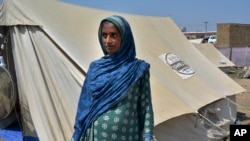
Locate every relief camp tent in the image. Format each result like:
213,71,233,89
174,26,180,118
0,0,245,140
192,43,235,67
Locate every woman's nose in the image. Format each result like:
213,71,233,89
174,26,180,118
106,36,112,44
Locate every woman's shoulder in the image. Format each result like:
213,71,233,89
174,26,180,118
89,58,103,67
136,58,149,64
136,58,150,71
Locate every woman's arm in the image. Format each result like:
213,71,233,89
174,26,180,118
138,70,155,141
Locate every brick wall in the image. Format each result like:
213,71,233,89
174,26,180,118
217,23,250,48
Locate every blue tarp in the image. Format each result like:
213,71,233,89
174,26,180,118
0,122,22,141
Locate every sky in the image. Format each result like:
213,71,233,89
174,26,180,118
60,0,250,32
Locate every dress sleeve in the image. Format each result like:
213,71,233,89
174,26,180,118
138,70,155,141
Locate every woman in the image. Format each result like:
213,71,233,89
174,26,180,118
72,15,154,141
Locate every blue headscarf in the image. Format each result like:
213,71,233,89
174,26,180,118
72,15,149,141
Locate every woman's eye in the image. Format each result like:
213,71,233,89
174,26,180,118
102,33,107,38
112,34,117,38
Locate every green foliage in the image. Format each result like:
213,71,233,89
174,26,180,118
220,67,248,79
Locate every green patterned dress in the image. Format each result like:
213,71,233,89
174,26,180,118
82,71,154,141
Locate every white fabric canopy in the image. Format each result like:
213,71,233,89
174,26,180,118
0,0,245,140
193,43,235,67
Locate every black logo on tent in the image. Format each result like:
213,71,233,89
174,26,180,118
165,53,195,76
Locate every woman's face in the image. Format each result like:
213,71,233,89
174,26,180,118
101,22,122,55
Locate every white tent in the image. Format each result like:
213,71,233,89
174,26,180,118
218,47,250,67
0,0,245,140
192,43,235,67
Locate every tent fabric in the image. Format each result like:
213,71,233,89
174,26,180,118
155,97,236,141
189,38,204,44
0,0,40,26
10,25,81,140
0,0,246,140
244,67,250,78
218,47,250,67
192,43,235,67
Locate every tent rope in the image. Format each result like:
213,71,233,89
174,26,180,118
226,97,250,113
198,112,229,135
